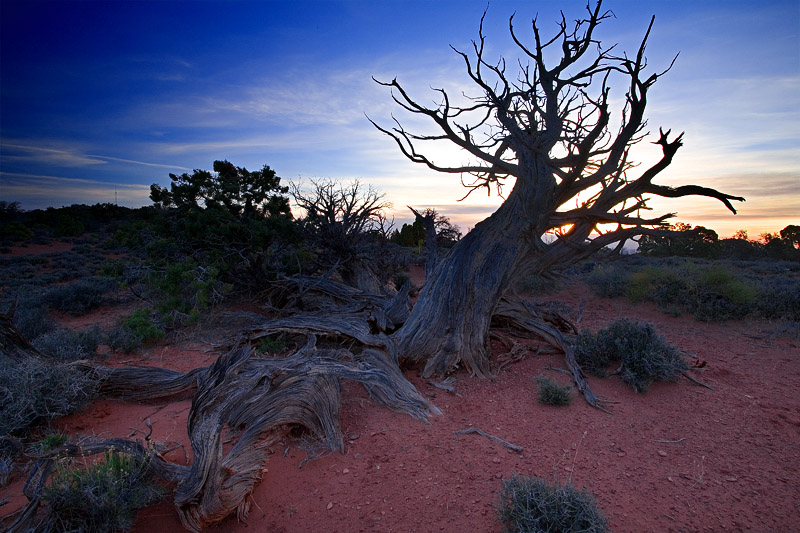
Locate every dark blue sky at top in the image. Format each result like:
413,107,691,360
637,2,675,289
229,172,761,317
0,0,797,235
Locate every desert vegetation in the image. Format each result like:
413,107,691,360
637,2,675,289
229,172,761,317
1,1,798,531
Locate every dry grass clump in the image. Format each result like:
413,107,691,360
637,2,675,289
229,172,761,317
497,474,609,533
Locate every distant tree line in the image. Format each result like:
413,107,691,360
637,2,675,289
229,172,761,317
639,222,799,261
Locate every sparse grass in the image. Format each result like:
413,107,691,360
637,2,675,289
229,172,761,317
575,318,688,393
535,376,573,406
498,474,609,533
41,450,163,532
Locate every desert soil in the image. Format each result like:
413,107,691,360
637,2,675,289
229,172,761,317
3,259,799,532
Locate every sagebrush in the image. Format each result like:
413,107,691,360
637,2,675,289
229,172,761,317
575,319,688,393
497,474,609,533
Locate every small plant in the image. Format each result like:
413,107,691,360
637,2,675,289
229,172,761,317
32,432,69,453
497,474,609,533
575,319,688,393
41,451,163,532
123,309,165,343
257,334,287,355
535,376,573,406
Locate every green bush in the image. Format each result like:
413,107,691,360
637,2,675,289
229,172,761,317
106,309,165,353
498,474,609,533
585,258,773,322
535,376,573,406
575,319,688,393
41,451,163,532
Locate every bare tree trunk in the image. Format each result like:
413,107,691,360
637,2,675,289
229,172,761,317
394,183,535,377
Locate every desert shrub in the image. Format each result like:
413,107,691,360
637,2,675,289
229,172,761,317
11,302,54,340
535,376,573,406
0,357,95,437
756,278,800,321
42,277,115,315
624,265,689,312
690,266,756,321
106,309,165,353
98,257,126,278
515,274,558,295
497,474,608,533
105,326,142,353
41,451,163,532
586,264,628,298
0,221,35,242
586,259,768,322
33,325,101,361
575,319,688,393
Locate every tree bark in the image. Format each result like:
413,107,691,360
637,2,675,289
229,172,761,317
394,179,537,377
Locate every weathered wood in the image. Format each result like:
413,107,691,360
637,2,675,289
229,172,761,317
493,296,607,410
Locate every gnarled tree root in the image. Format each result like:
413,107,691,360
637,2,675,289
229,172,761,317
8,335,437,532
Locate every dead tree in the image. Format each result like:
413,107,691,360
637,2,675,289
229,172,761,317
290,179,392,293
370,0,743,379
5,3,746,530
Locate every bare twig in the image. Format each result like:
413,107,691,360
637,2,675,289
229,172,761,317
453,427,523,453
683,372,714,390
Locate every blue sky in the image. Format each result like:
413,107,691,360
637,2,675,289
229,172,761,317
1,0,797,237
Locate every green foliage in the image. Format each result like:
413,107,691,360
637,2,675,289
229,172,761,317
151,160,290,217
32,432,69,453
0,357,95,437
393,219,425,247
535,376,573,406
122,309,165,344
587,258,775,322
256,334,287,355
42,451,163,532
639,222,719,259
497,475,609,533
575,319,688,393
98,258,125,277
639,223,800,262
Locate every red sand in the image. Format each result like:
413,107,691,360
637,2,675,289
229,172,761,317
3,266,799,532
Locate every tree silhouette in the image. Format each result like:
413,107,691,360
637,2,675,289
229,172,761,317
371,0,743,378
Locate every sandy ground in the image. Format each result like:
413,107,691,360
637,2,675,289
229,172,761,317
3,264,799,532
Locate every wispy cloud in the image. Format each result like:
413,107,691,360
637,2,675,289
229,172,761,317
0,172,152,209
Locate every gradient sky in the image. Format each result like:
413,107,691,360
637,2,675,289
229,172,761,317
1,0,797,237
